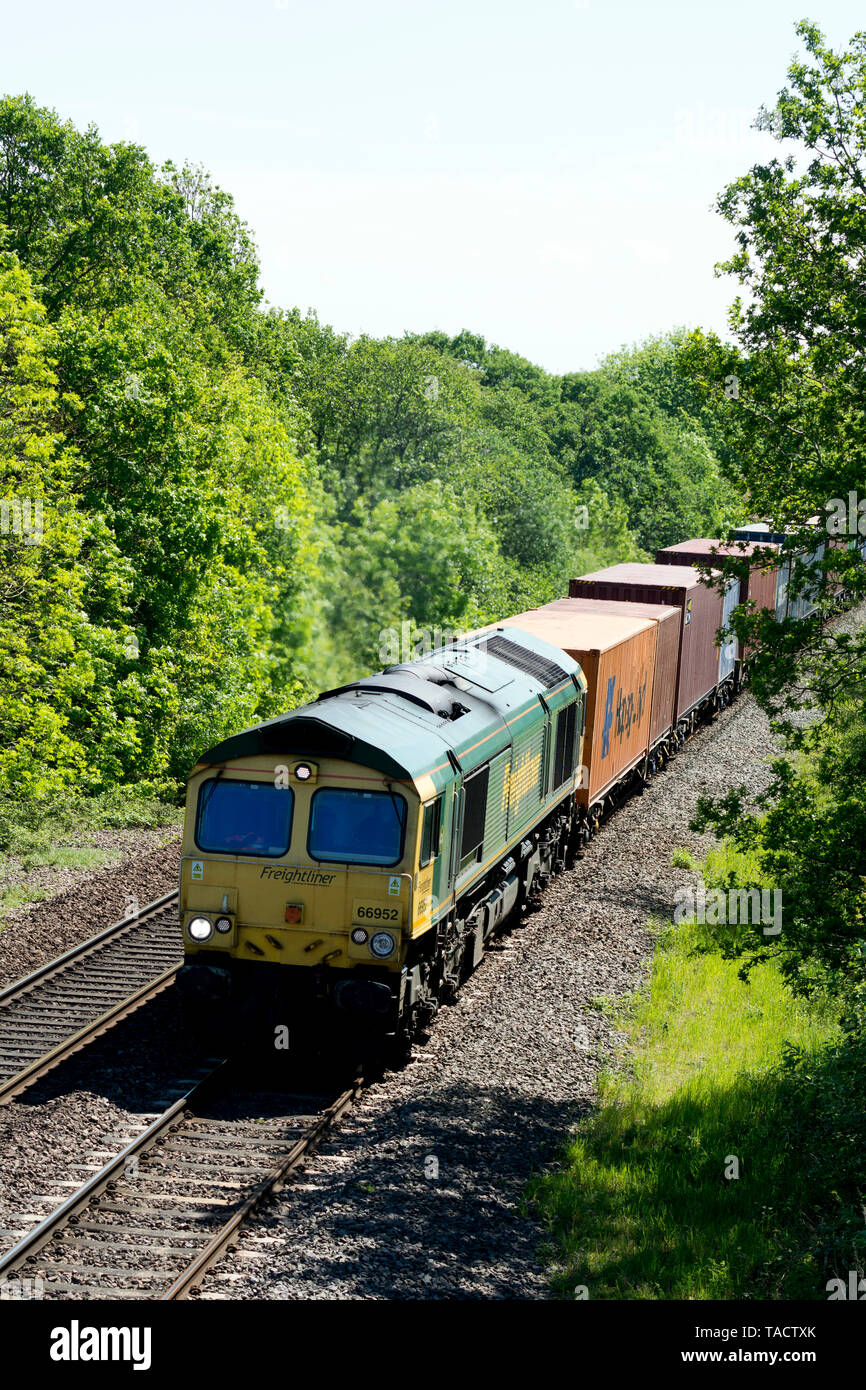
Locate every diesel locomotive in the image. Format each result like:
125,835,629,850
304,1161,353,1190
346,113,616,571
178,627,587,1050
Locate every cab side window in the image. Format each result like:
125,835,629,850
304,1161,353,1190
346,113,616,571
553,702,579,788
420,797,442,867
459,765,490,871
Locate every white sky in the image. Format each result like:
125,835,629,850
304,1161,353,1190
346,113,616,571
1,0,862,372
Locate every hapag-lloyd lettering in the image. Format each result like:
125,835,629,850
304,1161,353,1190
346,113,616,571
615,673,648,741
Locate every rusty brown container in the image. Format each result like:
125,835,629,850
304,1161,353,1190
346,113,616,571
655,537,779,613
489,606,657,808
544,597,679,748
568,563,724,723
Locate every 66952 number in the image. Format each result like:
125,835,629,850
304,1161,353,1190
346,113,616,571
352,899,402,925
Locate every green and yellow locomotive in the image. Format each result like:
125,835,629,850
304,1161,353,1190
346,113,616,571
177,628,586,1049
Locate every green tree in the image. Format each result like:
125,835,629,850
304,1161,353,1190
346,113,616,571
0,251,140,794
683,22,866,998
0,96,319,789
560,357,740,551
681,20,866,723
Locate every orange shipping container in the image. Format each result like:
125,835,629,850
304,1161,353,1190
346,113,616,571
543,597,680,749
481,608,657,808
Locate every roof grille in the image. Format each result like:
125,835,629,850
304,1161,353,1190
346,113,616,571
476,634,570,689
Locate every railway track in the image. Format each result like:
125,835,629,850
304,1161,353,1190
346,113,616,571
0,890,182,1103
0,1065,359,1299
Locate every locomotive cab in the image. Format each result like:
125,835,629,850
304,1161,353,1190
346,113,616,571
178,754,425,1042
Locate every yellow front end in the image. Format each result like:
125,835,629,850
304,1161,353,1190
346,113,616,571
177,753,428,1033
180,853,413,972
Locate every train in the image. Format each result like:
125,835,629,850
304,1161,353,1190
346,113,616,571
175,529,835,1057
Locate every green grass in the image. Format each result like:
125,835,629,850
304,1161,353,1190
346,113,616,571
701,838,767,896
0,789,182,872
670,846,696,871
37,846,121,871
529,908,854,1300
0,884,53,916
0,789,183,926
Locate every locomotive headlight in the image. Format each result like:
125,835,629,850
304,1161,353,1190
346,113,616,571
188,916,214,942
351,927,368,945
369,930,396,958
294,763,312,781
215,916,233,934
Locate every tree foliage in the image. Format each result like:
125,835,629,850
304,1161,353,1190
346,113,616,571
682,22,866,997
0,94,741,795
681,21,866,720
0,95,316,795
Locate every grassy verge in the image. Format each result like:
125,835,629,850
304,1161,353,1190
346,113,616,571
0,884,53,917
0,789,183,919
530,846,866,1300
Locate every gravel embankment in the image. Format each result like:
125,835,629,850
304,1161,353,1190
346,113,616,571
0,835,182,990
2,598,861,1297
0,991,202,1255
0,685,768,1290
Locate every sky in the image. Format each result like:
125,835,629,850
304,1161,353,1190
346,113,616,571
1,0,863,373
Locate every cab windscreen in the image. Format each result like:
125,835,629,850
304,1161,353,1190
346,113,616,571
196,779,294,857
308,788,406,866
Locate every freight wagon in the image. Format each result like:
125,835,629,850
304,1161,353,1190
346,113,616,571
731,523,825,621
476,606,663,834
568,563,740,736
824,534,866,607
543,597,680,761
654,538,779,616
654,537,779,657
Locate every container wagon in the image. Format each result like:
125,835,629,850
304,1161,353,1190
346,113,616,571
543,597,680,763
654,538,779,615
654,537,779,658
568,562,739,736
477,606,662,834
731,523,825,621
824,534,866,607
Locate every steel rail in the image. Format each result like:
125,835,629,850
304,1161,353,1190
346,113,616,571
163,1081,360,1299
0,889,179,1005
0,891,182,1103
0,1063,226,1278
0,1069,360,1301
